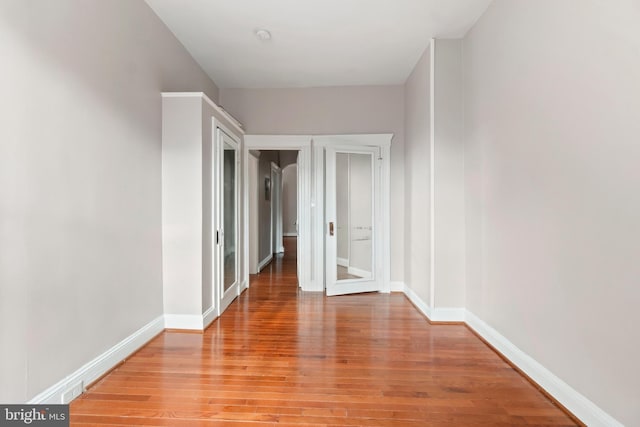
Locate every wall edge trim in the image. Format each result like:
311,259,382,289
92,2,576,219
464,311,623,427
28,315,165,404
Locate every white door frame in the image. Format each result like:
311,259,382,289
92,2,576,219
243,135,313,290
242,134,391,294
248,151,260,274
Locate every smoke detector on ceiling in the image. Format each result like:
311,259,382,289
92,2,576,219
255,29,272,41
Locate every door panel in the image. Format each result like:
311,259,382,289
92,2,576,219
218,128,240,314
326,146,379,296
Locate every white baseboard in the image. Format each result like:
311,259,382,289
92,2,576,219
465,311,623,427
277,246,285,253
399,284,465,322
304,279,324,292
257,254,273,272
348,266,372,279
202,306,217,330
400,287,621,425
389,281,405,292
431,307,466,322
27,285,621,427
28,315,165,404
337,257,349,267
403,284,433,320
283,232,298,237
165,309,219,330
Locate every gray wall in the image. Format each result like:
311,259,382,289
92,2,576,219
0,0,219,402
257,151,279,263
403,47,431,305
279,151,298,169
463,1,640,425
162,97,203,316
282,164,298,236
220,86,405,282
433,39,465,308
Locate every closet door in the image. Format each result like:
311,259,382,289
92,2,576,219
217,127,240,315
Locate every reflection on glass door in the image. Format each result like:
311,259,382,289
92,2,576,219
223,142,236,291
326,146,380,296
336,153,373,281
218,128,239,315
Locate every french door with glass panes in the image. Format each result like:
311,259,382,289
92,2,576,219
215,127,240,315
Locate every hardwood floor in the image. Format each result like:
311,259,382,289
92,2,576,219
70,237,579,426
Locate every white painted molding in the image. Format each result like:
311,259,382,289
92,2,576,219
161,92,244,135
313,134,393,148
337,257,349,267
257,254,273,272
283,232,298,237
400,284,464,322
380,142,392,294
311,143,326,292
243,135,312,292
403,284,433,320
431,307,465,322
399,283,620,426
164,314,205,330
389,281,405,292
28,315,165,404
465,311,623,427
244,134,312,148
429,38,436,311
202,306,217,330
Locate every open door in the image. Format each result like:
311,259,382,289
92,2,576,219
326,146,381,296
217,128,240,314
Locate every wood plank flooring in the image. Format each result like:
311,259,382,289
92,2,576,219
70,237,579,426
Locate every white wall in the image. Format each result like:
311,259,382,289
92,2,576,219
403,47,431,305
220,86,405,282
282,164,298,236
0,0,219,402
464,1,640,425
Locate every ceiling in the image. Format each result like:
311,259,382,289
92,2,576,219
146,0,492,89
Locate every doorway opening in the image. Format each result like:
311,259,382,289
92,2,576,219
247,149,300,287
243,134,390,294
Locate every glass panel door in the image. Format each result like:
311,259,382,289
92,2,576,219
218,128,239,314
326,146,380,296
223,141,236,292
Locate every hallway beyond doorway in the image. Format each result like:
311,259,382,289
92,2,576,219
251,236,298,287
